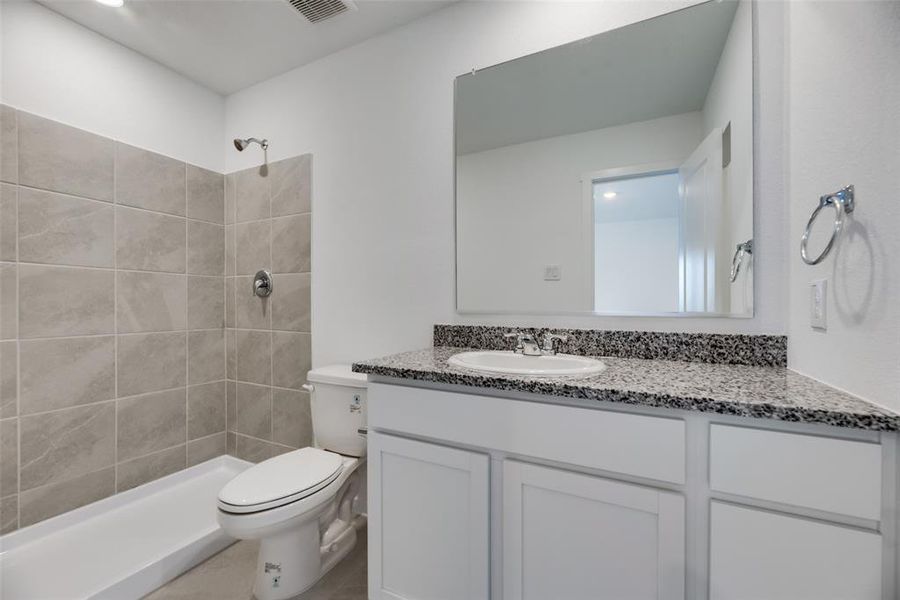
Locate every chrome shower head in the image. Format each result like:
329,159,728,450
233,137,268,152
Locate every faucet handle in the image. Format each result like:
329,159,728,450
542,333,569,355
504,330,525,352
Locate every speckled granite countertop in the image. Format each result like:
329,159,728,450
352,347,900,432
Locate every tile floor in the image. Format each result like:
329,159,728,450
143,529,367,600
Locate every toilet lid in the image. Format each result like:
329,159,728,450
218,447,343,513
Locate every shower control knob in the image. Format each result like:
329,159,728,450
253,270,273,297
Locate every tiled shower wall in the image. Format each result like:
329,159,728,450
0,105,228,533
225,155,313,461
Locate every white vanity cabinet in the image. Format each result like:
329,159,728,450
709,502,883,600
366,381,897,600
367,432,490,600
502,460,685,600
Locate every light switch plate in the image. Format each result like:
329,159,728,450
810,279,827,330
543,265,561,281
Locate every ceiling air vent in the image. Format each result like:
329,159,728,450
286,0,357,23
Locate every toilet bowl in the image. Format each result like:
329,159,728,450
217,365,368,600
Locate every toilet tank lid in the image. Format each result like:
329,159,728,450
307,364,368,388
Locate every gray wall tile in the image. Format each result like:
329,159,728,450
225,277,236,328
188,220,224,276
226,380,236,429
18,112,114,201
188,432,226,467
235,276,270,329
19,401,115,490
19,336,115,415
117,388,186,461
17,188,114,268
270,155,311,217
225,224,235,276
235,221,269,276
224,174,236,225
19,467,114,527
235,382,271,440
0,263,16,340
188,276,224,330
234,167,269,222
0,105,17,184
0,342,16,418
272,332,311,390
271,214,310,273
186,165,224,224
18,265,114,338
117,271,187,333
188,381,226,440
188,329,225,385
236,330,271,385
117,332,186,396
117,444,186,492
0,494,17,534
233,434,278,463
226,329,236,380
0,183,16,261
117,206,186,273
1,418,18,496
116,143,186,216
3,114,233,528
271,273,310,332
273,388,312,449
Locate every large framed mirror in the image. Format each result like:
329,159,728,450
455,0,753,317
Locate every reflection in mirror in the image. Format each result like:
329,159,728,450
455,0,753,317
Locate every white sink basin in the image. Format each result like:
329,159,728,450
448,351,606,377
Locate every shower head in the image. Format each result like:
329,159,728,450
233,137,269,152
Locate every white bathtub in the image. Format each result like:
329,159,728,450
0,455,251,600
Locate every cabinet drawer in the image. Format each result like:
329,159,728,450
369,382,685,483
710,424,882,519
709,502,882,600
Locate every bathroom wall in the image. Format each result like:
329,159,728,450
0,0,225,172
225,0,788,367
786,1,900,412
224,156,314,462
0,107,227,533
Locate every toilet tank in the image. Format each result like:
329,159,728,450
306,365,368,457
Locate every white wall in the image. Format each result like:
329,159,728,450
702,0,753,315
456,112,701,314
226,0,787,366
786,1,900,412
0,0,225,171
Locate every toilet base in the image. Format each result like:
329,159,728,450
251,516,364,600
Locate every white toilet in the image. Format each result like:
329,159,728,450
217,365,368,600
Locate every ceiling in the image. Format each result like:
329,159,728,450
37,0,455,95
456,0,739,155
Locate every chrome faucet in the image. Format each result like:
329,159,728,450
504,331,569,356
504,331,542,356
541,333,569,355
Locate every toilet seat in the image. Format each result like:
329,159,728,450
218,447,344,514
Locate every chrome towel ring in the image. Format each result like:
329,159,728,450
800,185,855,266
730,239,753,283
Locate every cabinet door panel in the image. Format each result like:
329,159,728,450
503,460,685,600
368,432,490,600
709,502,882,600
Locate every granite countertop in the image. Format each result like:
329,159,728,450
352,346,900,432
